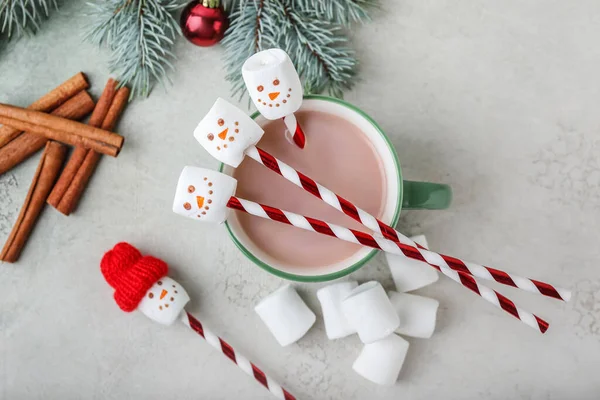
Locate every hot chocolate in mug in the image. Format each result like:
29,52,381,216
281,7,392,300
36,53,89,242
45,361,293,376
221,96,452,282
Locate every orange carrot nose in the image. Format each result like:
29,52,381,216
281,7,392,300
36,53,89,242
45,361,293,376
196,196,205,208
218,128,229,140
268,92,280,100
160,289,168,300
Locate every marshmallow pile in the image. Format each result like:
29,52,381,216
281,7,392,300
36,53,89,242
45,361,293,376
253,234,440,386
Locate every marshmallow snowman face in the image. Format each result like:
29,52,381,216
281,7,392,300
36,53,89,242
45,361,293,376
242,48,303,120
173,166,237,224
194,98,264,168
137,277,190,326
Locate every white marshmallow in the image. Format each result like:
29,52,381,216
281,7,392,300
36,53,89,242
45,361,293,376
409,234,428,248
316,281,358,340
173,166,237,224
389,291,439,339
137,277,191,326
242,48,303,120
386,234,439,292
352,334,410,386
194,98,264,167
341,281,400,344
255,285,316,347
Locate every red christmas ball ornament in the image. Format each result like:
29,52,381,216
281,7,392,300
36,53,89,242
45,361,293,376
180,0,229,47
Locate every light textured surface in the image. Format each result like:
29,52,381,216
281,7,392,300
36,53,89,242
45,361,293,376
1,1,599,399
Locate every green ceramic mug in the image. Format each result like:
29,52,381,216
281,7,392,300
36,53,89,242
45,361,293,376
221,95,452,282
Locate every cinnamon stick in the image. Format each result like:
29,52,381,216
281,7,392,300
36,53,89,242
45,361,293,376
0,72,88,148
0,91,95,175
0,141,67,262
54,86,131,215
101,87,130,132
47,79,118,209
0,104,124,157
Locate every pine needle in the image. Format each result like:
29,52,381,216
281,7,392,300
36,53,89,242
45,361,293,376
85,0,185,99
0,0,56,39
1,0,374,100
222,0,375,100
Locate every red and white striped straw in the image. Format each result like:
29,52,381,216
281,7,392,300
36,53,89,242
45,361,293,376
181,311,296,400
282,114,306,149
244,145,571,303
227,196,550,334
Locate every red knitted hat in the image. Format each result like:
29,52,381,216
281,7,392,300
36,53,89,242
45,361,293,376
101,242,168,312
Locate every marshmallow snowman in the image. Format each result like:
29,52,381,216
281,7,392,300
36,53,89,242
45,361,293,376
101,242,297,399
173,166,237,224
100,242,190,326
137,276,191,325
194,98,264,168
242,48,303,120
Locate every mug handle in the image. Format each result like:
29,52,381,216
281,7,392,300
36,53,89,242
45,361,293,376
402,180,452,210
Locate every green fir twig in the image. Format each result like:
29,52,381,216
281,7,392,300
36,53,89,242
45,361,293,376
222,0,268,99
276,0,356,98
292,0,376,27
85,0,185,98
222,0,375,100
0,0,56,39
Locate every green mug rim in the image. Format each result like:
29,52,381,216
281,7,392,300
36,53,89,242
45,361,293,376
221,94,403,282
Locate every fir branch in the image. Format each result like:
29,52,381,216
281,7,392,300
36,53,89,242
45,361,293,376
222,0,268,99
223,0,366,99
85,0,185,98
292,0,376,26
0,36,6,59
221,0,238,12
275,0,356,98
0,0,56,39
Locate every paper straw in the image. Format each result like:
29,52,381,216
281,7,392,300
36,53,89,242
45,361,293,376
282,114,306,149
181,311,296,400
226,196,550,334
244,145,571,302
